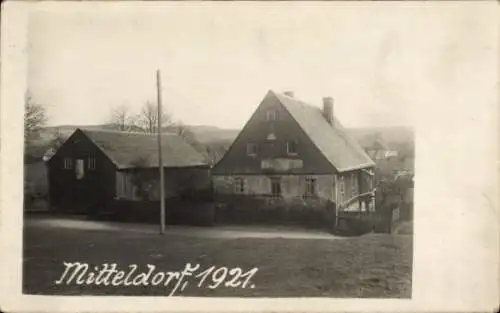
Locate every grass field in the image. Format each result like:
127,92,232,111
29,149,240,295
23,223,413,298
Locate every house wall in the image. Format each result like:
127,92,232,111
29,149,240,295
212,174,337,229
116,167,211,201
47,130,116,212
213,174,336,202
212,92,336,175
214,169,375,211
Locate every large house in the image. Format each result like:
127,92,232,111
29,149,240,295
212,90,376,227
47,129,211,214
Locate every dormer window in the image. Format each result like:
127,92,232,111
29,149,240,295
286,141,297,155
266,109,279,121
246,143,258,156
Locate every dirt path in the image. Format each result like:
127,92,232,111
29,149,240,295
25,215,342,240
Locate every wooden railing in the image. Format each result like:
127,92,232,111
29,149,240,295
339,189,376,211
337,189,375,213
334,188,377,228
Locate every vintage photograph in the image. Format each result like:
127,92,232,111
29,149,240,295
21,3,418,299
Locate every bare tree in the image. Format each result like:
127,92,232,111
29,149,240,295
137,101,172,133
109,104,138,131
174,121,196,144
24,91,47,143
204,143,229,166
50,129,68,149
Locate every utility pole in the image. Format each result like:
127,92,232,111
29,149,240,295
157,69,166,234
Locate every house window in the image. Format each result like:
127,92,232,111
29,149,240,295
88,152,96,170
234,177,245,193
351,174,357,195
339,177,345,200
266,110,279,121
246,143,258,156
63,158,73,170
270,177,281,198
304,178,316,198
286,141,297,155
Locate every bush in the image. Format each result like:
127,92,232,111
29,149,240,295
213,195,335,230
393,221,413,235
102,198,216,226
335,215,374,236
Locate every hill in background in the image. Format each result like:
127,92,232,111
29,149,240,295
28,124,414,163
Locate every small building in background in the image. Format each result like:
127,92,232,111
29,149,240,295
364,136,399,160
46,129,211,215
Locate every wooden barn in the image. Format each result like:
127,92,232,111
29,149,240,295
212,90,376,230
46,128,211,215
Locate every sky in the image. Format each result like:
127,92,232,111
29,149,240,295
26,2,494,129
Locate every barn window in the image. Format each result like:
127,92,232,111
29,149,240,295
75,159,85,180
132,186,141,200
246,143,258,156
286,141,297,155
270,177,281,198
116,172,125,198
234,177,245,193
266,109,279,121
63,158,73,169
304,178,316,198
88,152,96,170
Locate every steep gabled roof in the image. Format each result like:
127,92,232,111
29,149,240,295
77,129,208,169
272,90,375,172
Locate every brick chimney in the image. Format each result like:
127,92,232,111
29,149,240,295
322,96,334,126
284,91,294,97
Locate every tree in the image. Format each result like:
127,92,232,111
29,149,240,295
41,129,68,162
137,101,172,133
108,104,138,131
173,121,196,144
203,141,230,166
24,91,47,143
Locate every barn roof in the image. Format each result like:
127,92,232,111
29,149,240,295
272,90,375,172
78,129,208,169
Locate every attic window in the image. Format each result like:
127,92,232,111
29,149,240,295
286,141,297,155
63,158,73,170
246,143,258,156
266,110,279,121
